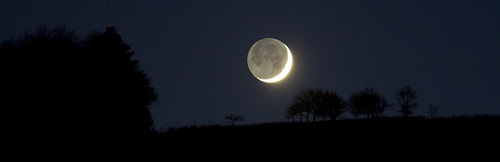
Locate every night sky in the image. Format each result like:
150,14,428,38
2,0,499,129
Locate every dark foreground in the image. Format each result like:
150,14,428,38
153,116,500,145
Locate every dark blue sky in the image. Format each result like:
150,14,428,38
2,0,499,128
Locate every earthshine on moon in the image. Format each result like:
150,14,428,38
247,38,293,83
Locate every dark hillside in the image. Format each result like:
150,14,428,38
156,116,500,144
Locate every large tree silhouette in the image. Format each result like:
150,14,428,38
315,90,346,121
287,88,313,122
348,87,388,119
395,86,418,117
285,102,303,122
286,88,346,122
0,25,157,135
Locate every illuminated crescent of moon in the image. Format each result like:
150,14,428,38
257,45,293,83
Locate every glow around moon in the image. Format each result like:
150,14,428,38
247,38,293,83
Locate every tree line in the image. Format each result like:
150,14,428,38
286,86,439,122
0,25,157,134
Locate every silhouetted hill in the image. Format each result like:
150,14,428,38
155,116,500,144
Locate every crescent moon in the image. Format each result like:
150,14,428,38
256,44,293,83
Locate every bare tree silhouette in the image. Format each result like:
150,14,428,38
317,90,346,121
286,88,346,122
348,87,388,119
288,88,313,122
426,104,440,119
225,113,244,126
395,86,418,117
285,103,303,122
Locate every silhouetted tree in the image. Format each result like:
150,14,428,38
395,86,418,117
0,24,81,133
0,25,157,135
313,90,347,121
308,88,324,122
285,102,303,122
348,87,388,119
286,88,346,122
426,104,440,119
81,26,157,134
224,113,244,126
323,91,347,121
288,88,313,122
